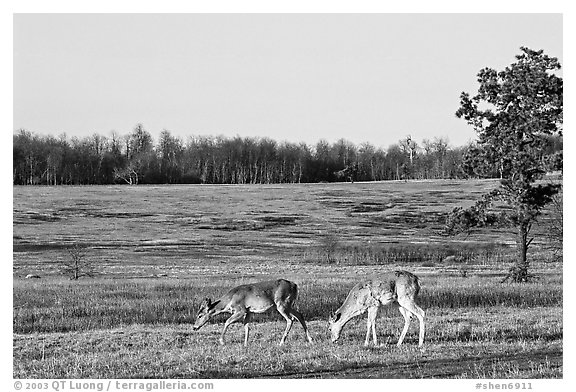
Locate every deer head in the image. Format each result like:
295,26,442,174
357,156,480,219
328,311,343,342
193,298,220,330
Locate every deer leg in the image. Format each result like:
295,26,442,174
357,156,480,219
276,306,294,345
398,299,425,347
220,311,245,345
243,311,252,347
371,306,379,345
287,308,313,343
365,306,378,346
397,306,411,346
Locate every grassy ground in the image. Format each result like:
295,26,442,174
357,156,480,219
12,180,563,378
13,180,521,277
14,306,561,378
13,272,562,378
13,274,562,334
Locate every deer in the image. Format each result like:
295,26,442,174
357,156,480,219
192,279,314,346
328,270,425,347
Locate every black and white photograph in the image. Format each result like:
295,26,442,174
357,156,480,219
8,3,569,386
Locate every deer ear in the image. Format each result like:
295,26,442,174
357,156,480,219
208,300,220,310
329,312,341,322
199,297,210,308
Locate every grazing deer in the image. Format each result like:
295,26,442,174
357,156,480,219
193,279,313,346
329,270,425,347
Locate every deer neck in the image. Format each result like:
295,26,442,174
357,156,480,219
335,290,371,325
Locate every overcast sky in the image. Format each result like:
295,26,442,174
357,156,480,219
13,13,562,149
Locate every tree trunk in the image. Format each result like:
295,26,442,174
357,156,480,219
516,223,529,278
73,260,79,280
503,222,534,283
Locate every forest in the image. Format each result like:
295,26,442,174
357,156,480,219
12,124,562,185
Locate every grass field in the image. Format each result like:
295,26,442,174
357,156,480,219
13,180,563,378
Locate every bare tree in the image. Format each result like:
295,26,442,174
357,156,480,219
319,234,340,264
399,135,418,165
113,164,139,185
60,244,97,280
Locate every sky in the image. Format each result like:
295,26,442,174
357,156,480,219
13,13,563,149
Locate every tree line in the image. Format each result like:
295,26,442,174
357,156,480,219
12,125,562,185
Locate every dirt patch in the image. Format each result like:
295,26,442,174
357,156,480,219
89,212,157,219
350,202,393,213
194,215,302,231
13,211,63,224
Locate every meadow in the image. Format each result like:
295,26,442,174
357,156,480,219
12,180,563,378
